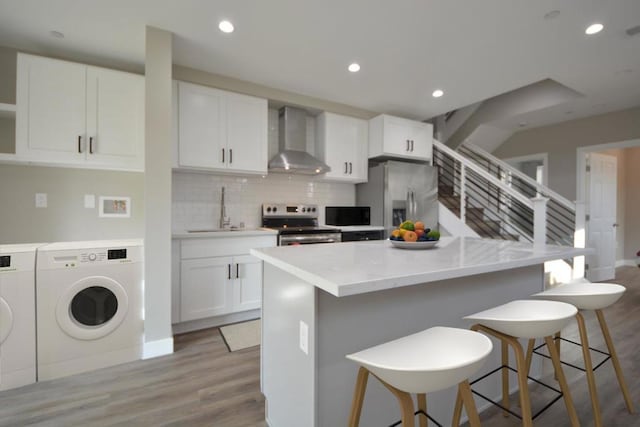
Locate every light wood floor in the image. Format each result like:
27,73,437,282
1,267,638,426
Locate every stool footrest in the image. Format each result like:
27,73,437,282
470,365,563,420
388,409,443,427
532,337,612,372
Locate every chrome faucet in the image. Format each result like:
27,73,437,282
219,186,231,229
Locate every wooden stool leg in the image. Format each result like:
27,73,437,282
459,380,481,427
377,376,416,427
596,309,635,413
348,367,370,427
576,312,602,427
509,338,533,427
545,336,580,427
501,340,510,417
417,393,427,427
525,338,535,377
554,331,561,380
451,387,464,426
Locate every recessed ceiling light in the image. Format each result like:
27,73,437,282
585,23,604,35
432,89,444,98
348,63,361,73
218,20,234,33
544,10,560,20
50,30,64,39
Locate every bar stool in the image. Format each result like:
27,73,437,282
346,326,493,427
461,300,580,427
528,281,634,427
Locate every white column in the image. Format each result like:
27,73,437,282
532,197,549,250
572,200,587,280
143,26,174,358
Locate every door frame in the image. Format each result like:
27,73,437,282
576,138,640,272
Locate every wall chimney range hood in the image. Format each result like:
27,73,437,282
268,107,331,175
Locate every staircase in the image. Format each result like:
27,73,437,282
433,139,585,279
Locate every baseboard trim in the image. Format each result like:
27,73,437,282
616,259,636,268
172,309,261,335
142,337,174,360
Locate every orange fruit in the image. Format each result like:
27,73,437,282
414,221,425,230
403,231,418,242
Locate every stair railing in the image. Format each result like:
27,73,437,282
433,140,548,248
458,142,576,248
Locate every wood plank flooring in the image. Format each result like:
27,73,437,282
1,267,638,426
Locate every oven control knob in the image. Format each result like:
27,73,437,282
88,253,97,261
302,207,306,213
312,207,316,212
273,207,277,213
266,207,271,212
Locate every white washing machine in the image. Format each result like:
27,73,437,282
36,239,144,381
0,243,44,391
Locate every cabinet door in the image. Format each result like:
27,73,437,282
348,117,369,182
178,82,226,169
226,92,268,174
180,257,233,321
407,122,433,160
318,113,368,183
86,67,144,170
16,54,86,163
383,116,413,157
232,254,262,312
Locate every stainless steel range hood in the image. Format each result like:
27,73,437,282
268,106,331,175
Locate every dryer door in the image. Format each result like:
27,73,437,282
0,297,13,344
56,276,129,341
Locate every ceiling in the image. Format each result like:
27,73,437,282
0,0,639,127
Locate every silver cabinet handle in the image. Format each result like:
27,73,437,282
89,137,94,154
227,264,231,280
613,223,619,227
222,148,225,163
344,162,348,174
230,148,233,164
349,162,353,174
236,263,239,278
410,140,414,152
406,139,410,151
78,136,82,153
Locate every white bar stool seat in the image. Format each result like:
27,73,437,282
346,326,492,427
462,299,580,427
528,280,634,427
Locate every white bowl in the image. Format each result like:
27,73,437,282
389,239,439,250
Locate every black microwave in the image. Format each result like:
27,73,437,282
325,206,370,226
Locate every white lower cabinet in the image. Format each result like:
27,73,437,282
174,235,276,324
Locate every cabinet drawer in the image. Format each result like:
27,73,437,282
181,235,277,259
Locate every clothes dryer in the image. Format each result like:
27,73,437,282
36,239,143,380
0,243,44,391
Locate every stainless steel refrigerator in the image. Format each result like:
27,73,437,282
356,161,438,237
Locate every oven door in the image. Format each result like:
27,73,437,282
279,233,342,246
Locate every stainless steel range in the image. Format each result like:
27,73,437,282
262,203,342,246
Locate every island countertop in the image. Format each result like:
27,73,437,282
250,237,591,297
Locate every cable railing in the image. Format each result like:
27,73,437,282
457,143,576,247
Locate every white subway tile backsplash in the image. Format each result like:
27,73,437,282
172,171,355,231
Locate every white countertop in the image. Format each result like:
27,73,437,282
173,228,278,239
250,237,592,297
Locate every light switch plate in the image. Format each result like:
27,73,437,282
84,194,96,209
299,320,309,355
35,193,47,208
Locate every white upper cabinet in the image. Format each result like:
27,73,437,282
16,53,144,171
176,81,268,175
316,112,368,183
368,114,433,162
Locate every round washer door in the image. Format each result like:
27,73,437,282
56,276,129,341
0,297,13,344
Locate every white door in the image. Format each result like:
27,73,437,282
17,54,86,163
225,92,268,174
232,255,262,312
178,82,226,169
587,152,617,281
180,257,232,321
86,67,145,170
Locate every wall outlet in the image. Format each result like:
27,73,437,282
299,320,309,355
35,193,47,208
84,194,96,209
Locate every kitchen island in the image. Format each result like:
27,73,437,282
250,237,589,427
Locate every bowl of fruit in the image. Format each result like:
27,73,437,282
389,220,440,249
